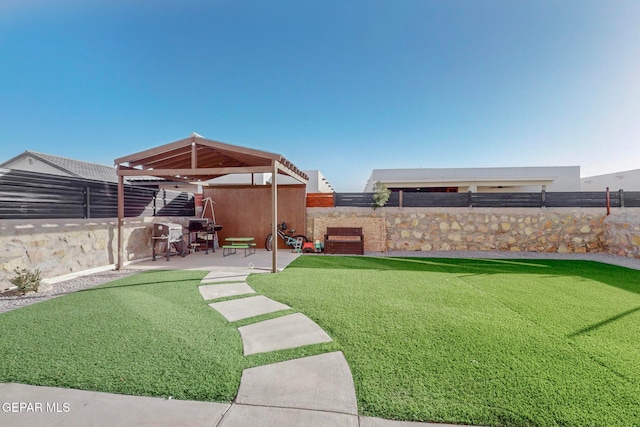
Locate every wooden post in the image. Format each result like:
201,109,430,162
398,190,403,208
117,174,124,270
271,161,278,273
191,140,197,168
606,187,610,216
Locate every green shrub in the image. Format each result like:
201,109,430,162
372,181,391,210
10,268,41,294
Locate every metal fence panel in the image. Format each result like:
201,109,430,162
335,192,399,208
335,193,373,207
0,168,194,219
621,191,640,207
545,192,616,208
333,190,629,209
471,192,542,208
402,192,468,207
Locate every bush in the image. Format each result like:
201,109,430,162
372,181,391,210
10,268,41,294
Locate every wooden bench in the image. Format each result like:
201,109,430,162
324,227,364,255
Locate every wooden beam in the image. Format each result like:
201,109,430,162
277,162,308,184
114,136,283,166
272,160,278,273
117,166,273,176
116,173,124,270
191,140,197,168
114,137,192,165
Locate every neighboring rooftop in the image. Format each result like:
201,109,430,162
364,166,582,193
1,151,120,183
581,168,640,191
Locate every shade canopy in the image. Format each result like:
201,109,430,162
114,133,308,184
115,133,307,273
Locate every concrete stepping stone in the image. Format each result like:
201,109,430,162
198,283,256,300
0,383,229,427
219,404,358,427
236,351,357,415
208,295,289,322
200,272,249,283
238,312,332,355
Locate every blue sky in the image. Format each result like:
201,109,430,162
1,0,638,191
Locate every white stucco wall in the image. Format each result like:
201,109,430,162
3,157,70,177
581,169,640,191
207,173,270,185
364,166,581,192
262,170,334,193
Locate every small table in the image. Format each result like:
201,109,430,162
223,237,256,257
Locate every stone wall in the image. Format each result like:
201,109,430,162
3,208,639,288
308,215,386,252
603,211,640,258
308,207,640,257
0,217,190,288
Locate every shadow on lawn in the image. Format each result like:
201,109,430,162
75,271,205,293
289,255,640,296
567,306,640,338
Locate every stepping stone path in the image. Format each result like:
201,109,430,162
238,312,333,355
209,295,290,322
197,269,358,420
198,283,256,300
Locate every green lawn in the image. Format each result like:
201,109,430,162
0,269,335,401
1,258,639,427
248,256,640,427
0,270,245,401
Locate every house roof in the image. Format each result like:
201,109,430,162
364,166,581,191
1,151,120,183
114,133,308,183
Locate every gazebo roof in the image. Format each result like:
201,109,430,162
114,133,306,273
114,133,308,184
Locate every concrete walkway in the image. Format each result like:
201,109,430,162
1,252,480,427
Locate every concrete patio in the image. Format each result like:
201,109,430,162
125,247,302,273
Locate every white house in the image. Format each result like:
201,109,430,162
208,169,334,193
364,166,581,193
581,169,640,191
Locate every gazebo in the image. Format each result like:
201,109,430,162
114,133,308,273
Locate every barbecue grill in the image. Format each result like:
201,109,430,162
188,218,222,253
152,222,186,261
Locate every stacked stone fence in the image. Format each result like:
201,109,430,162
0,216,192,288
3,208,640,288
307,207,640,258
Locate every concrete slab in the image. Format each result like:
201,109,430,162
219,404,358,427
201,271,250,283
208,295,289,322
0,383,229,427
236,351,357,415
198,283,256,300
127,249,300,272
238,312,332,355
360,416,476,427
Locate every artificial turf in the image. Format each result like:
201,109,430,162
1,258,639,427
0,269,335,402
0,270,245,401
248,256,640,427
